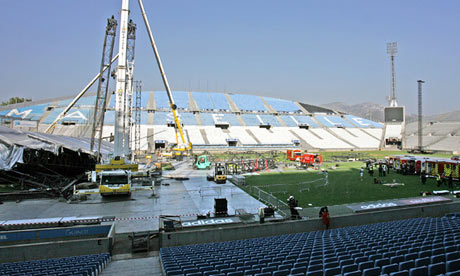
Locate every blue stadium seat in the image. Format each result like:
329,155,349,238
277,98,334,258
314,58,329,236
405,253,418,261
261,266,276,274
414,257,430,267
323,261,339,269
272,269,289,276
390,270,409,276
344,271,362,276
324,267,340,276
409,266,428,276
375,258,390,267
382,263,399,275
227,272,244,276
447,252,460,261
358,261,373,271
399,260,415,271
428,262,445,275
362,267,380,276
307,264,322,272
342,264,358,274
447,259,460,272
221,268,236,274
339,259,354,267
306,271,322,276
277,264,291,271
243,268,260,275
183,267,199,274
290,267,307,275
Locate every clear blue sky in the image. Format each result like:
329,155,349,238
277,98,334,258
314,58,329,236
1,0,459,115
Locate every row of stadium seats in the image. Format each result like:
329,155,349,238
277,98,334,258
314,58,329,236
99,112,380,129
0,253,110,276
160,217,460,276
142,126,381,149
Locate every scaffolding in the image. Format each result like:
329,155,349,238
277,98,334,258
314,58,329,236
90,16,118,156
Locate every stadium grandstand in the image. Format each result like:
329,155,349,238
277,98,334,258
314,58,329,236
404,121,460,153
0,91,385,152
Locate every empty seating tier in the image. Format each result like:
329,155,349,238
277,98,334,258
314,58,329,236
42,108,92,125
193,92,230,111
315,115,354,128
200,113,241,126
230,94,267,112
0,104,48,121
0,253,110,276
155,91,189,110
280,115,319,128
241,114,280,127
263,97,301,113
57,96,96,108
344,115,383,128
154,112,197,126
161,217,460,276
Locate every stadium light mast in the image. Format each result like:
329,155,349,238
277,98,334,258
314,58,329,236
417,80,425,152
387,42,398,107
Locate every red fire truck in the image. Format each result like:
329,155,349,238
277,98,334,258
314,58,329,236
287,149,303,161
297,153,323,169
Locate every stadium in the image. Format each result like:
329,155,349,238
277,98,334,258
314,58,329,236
2,1,460,276
0,91,385,151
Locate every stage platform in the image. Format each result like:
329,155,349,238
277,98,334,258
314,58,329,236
0,160,267,234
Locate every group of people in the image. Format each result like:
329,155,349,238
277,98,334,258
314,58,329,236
418,169,456,190
362,161,391,183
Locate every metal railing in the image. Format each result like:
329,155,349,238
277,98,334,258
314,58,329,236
250,186,290,218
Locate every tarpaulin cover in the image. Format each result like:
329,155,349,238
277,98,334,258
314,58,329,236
0,126,113,170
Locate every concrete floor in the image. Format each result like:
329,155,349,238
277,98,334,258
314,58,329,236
0,159,266,233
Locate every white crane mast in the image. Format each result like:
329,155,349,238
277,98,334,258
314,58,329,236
114,0,130,157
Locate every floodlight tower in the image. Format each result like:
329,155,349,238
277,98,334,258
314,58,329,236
387,42,398,107
417,80,425,152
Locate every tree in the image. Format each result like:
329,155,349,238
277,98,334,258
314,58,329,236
1,97,32,106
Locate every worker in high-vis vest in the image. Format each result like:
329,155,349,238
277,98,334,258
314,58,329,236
436,173,442,187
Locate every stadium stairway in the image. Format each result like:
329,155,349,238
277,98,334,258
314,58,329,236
199,129,211,145
225,94,241,113
188,92,200,112
288,129,314,150
245,129,261,144
160,216,460,276
323,128,355,148
259,97,277,114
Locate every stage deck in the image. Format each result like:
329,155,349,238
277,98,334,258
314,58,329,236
0,160,266,234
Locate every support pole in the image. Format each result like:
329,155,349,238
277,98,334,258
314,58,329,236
417,80,425,152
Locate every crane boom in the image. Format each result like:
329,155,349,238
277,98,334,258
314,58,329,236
44,54,119,134
138,0,191,150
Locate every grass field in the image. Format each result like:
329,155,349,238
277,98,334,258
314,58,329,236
243,157,451,207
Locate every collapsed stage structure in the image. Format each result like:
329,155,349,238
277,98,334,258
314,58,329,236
0,126,113,197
